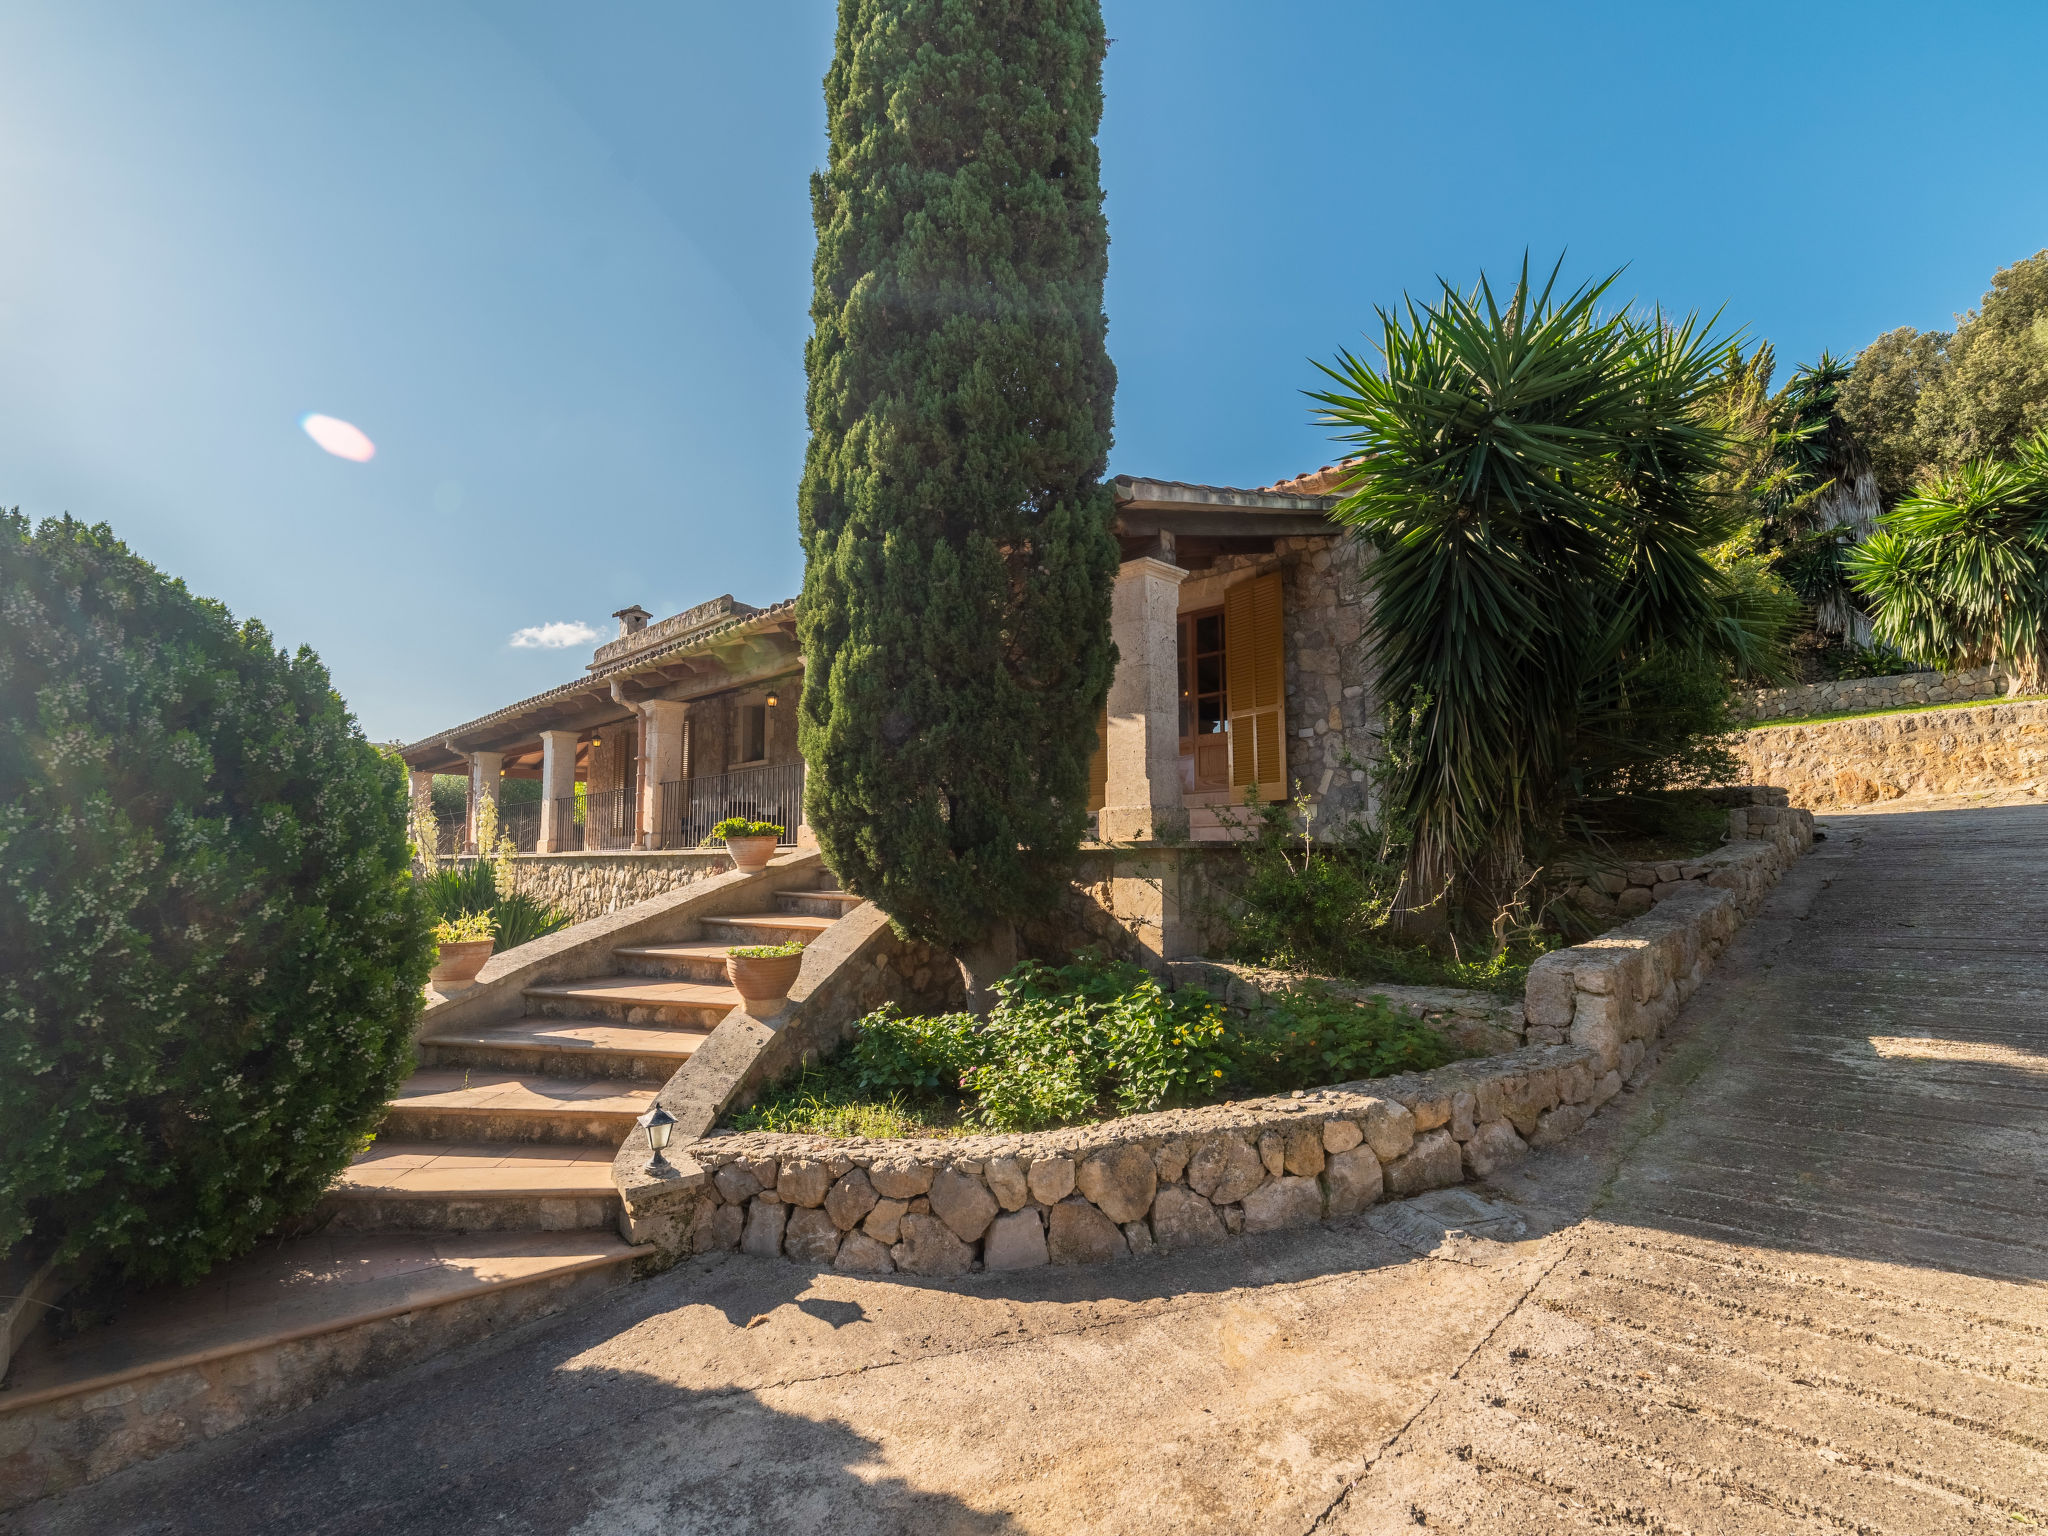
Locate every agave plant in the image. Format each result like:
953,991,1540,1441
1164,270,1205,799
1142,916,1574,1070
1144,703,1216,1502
1847,432,2048,691
1310,258,1757,925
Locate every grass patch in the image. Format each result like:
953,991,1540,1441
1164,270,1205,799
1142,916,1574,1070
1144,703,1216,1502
723,953,1466,1138
1744,692,2045,731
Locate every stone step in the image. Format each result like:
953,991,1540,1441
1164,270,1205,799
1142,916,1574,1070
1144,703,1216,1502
774,888,865,919
612,940,739,982
1185,806,1256,842
378,1069,659,1146
698,911,836,948
813,869,842,891
0,1229,647,1507
521,975,740,1027
318,1142,620,1233
419,1015,712,1079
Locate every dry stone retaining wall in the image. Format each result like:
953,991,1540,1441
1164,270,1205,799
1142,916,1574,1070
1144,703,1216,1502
485,851,732,924
1732,665,2009,723
1734,700,2048,808
614,792,1813,1278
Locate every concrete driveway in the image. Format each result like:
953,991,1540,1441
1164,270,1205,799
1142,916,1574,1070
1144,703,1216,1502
14,803,2045,1534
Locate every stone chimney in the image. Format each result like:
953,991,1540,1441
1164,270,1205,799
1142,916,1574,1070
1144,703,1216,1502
612,605,652,640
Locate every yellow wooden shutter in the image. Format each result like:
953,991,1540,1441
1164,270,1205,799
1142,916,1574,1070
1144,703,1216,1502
1224,572,1285,802
1086,701,1108,814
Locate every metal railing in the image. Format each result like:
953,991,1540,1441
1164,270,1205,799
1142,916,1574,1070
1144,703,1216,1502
657,761,804,850
581,787,637,851
496,799,542,853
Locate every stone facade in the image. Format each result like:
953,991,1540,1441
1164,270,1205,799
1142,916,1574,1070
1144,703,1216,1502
490,850,732,924
1179,531,1379,827
1733,700,2048,808
1732,665,2011,723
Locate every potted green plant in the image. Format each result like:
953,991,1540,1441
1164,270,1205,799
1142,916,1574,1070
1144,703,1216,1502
708,816,784,873
726,938,805,1010
429,910,497,990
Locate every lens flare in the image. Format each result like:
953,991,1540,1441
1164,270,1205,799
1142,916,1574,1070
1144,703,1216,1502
301,413,375,462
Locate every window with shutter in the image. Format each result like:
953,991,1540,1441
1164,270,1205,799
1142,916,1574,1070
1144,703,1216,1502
1223,571,1286,802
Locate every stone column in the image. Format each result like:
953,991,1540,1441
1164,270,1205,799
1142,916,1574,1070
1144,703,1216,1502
1097,556,1188,843
465,750,503,855
639,700,688,849
536,731,578,853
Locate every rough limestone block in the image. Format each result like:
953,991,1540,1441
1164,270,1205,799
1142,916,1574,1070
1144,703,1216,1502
1258,1130,1287,1178
783,1206,841,1265
692,1202,744,1254
1530,1103,1587,1147
929,1166,1000,1243
1322,1118,1363,1155
1149,1186,1227,1250
1048,1198,1127,1265
1242,1176,1323,1233
824,1168,880,1231
1383,1129,1463,1196
1077,1144,1158,1225
1187,1132,1265,1205
741,1199,787,1258
862,1197,908,1245
1402,1086,1453,1132
1572,991,1627,1070
983,1209,1049,1271
869,1157,936,1200
1616,888,1653,916
1450,1090,1476,1142
1324,1146,1383,1216
1153,1137,1191,1185
984,1156,1030,1212
1026,1156,1076,1206
713,1163,763,1206
748,1157,780,1190
1461,1119,1528,1179
1283,1124,1326,1178
1220,1204,1245,1235
1620,1039,1648,1080
1501,1068,1559,1136
1650,881,1690,902
1122,1220,1156,1257
891,1213,974,1277
1523,953,1577,1028
776,1159,830,1210
833,1231,895,1274
1558,1060,1596,1106
1590,1070,1622,1108
1360,1098,1418,1162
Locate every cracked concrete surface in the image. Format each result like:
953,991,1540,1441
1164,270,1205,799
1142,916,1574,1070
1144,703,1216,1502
13,803,2044,1534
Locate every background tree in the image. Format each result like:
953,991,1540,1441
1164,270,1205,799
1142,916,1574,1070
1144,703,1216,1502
1848,431,2048,691
1,513,434,1286
1311,262,1755,927
797,0,1119,996
1838,250,2048,504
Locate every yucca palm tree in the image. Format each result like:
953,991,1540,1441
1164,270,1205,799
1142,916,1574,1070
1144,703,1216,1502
1310,259,1749,926
1847,431,2048,691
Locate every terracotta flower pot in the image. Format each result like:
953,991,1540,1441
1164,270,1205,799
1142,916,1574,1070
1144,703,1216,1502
727,951,804,1011
431,938,495,989
724,834,779,873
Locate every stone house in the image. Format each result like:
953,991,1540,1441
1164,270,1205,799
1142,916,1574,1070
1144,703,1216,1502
397,465,1380,872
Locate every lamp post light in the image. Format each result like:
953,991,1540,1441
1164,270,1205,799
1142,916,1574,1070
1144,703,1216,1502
636,1105,676,1167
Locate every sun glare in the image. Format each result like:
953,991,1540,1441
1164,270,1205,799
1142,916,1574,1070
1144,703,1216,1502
301,413,376,462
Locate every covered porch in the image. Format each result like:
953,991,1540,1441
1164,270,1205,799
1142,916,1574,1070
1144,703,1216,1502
400,595,809,858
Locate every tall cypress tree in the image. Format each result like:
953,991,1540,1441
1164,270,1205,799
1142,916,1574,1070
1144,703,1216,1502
798,0,1119,987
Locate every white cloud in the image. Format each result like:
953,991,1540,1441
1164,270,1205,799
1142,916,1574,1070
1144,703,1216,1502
509,620,602,650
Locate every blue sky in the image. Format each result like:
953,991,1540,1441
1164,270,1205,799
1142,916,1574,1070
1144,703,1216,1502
3,2,2044,743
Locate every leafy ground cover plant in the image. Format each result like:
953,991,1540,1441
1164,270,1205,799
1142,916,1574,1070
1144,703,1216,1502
727,939,805,959
725,953,1462,1137
432,912,497,945
0,514,436,1287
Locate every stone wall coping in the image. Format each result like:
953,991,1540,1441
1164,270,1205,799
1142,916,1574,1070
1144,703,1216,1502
417,847,823,1041
491,849,732,865
657,1043,1596,1179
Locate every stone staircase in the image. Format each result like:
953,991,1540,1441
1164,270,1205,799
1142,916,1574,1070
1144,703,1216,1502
2,865,862,1509
327,871,862,1234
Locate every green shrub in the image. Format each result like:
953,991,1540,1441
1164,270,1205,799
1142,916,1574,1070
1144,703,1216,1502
0,514,437,1285
417,860,569,951
728,953,1464,1137
708,816,781,842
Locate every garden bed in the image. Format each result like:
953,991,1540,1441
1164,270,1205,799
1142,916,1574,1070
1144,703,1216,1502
720,953,1473,1141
